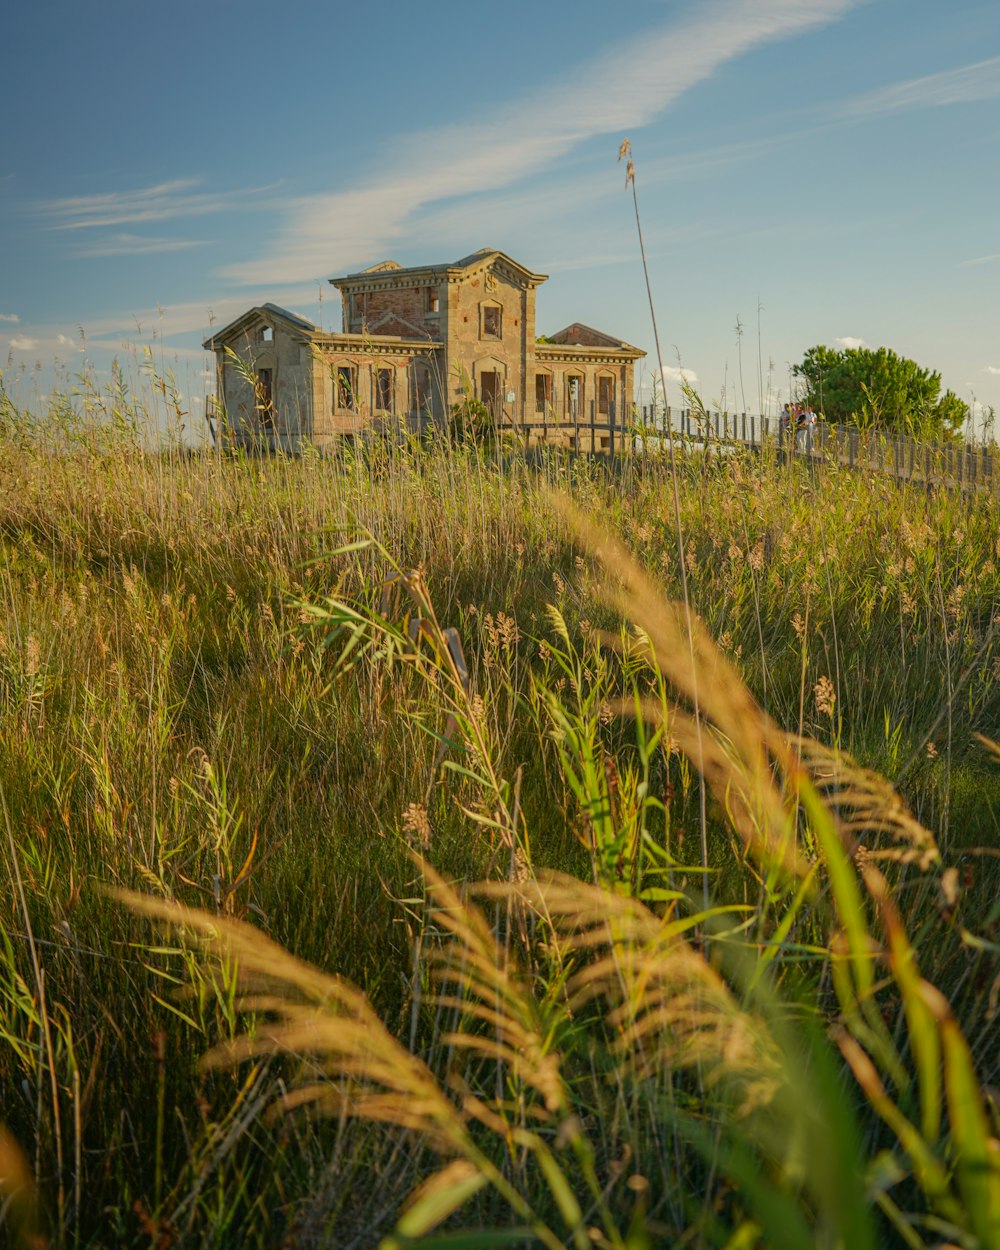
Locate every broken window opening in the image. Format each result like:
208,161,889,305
535,373,552,415
482,305,501,338
335,365,357,410
425,287,440,315
566,375,582,420
255,368,274,429
598,375,615,417
376,368,394,412
410,363,433,417
260,326,273,343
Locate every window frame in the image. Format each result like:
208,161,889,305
480,303,502,340
255,367,274,429
375,367,395,413
566,373,584,421
335,364,358,411
535,372,552,415
597,373,615,418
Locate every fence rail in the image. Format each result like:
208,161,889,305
498,403,998,493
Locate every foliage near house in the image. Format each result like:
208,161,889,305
794,343,969,436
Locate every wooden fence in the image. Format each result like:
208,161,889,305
499,402,998,493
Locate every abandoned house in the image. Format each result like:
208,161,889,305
203,247,645,450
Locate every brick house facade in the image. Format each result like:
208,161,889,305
203,248,644,450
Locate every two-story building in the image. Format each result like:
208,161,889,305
203,247,644,450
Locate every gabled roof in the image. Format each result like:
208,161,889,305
330,248,547,288
544,322,639,350
202,303,318,350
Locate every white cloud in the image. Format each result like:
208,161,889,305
985,366,1000,377
76,233,209,258
37,177,280,231
961,252,1000,268
844,55,1000,118
8,336,38,351
0,313,19,323
220,0,867,285
662,365,699,387
835,336,868,349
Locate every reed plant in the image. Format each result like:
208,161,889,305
0,364,999,1246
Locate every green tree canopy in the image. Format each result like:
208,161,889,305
793,344,968,438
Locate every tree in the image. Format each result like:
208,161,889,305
793,344,968,438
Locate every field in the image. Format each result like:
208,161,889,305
2,402,1000,1249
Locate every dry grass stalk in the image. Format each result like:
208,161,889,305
557,498,939,876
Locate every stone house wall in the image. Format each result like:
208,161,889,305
216,313,314,451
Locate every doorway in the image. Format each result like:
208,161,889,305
479,370,502,421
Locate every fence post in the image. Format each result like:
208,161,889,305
609,399,616,461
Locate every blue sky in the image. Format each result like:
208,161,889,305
2,0,999,434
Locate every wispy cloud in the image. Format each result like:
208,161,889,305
0,313,19,323
986,366,1000,377
75,233,209,258
8,336,38,351
37,178,280,231
836,336,868,349
843,55,1000,118
220,0,866,285
960,252,1000,268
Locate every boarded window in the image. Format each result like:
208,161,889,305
376,368,394,412
482,305,501,338
335,366,357,410
598,375,615,417
255,368,274,428
535,373,551,415
566,375,582,420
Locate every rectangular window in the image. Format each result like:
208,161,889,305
535,373,551,415
255,368,274,428
376,368,394,412
598,375,614,417
482,305,501,338
260,326,273,343
335,365,357,410
424,286,440,315
567,375,582,420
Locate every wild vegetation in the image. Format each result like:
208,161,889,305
1,376,1000,1248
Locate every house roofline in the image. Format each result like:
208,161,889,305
202,303,319,350
329,248,548,290
536,343,646,364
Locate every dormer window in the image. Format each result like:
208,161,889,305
481,304,501,339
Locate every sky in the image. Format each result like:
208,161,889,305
2,0,999,438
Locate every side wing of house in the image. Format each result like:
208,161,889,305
533,323,646,447
203,304,319,450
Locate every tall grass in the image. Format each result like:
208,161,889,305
1,374,999,1246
